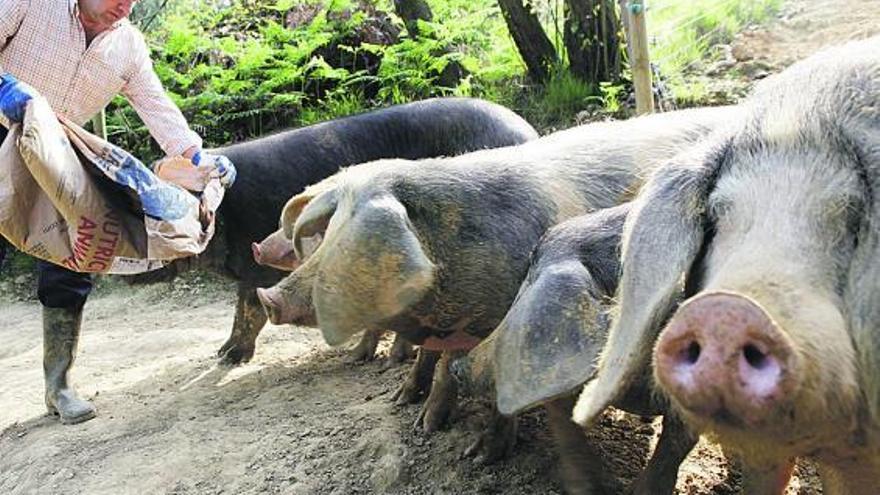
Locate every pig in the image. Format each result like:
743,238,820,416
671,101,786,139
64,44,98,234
259,104,741,447
256,195,446,392
251,228,299,271
451,204,696,494
573,37,880,493
253,165,413,364
128,97,539,365
254,228,410,363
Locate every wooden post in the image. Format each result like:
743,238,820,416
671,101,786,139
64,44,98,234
617,0,633,63
91,109,107,140
626,0,654,114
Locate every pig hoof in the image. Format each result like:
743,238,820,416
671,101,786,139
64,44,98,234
413,379,457,432
381,355,409,370
217,339,254,365
413,397,454,433
392,378,426,405
462,432,516,465
412,350,459,431
385,338,415,367
345,344,377,364
462,415,517,464
391,349,440,405
346,330,381,364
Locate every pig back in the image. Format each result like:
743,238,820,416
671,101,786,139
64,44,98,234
314,105,741,345
209,97,539,281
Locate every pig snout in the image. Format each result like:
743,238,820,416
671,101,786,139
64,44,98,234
257,287,295,325
450,337,496,397
654,292,797,427
252,242,263,264
253,230,302,271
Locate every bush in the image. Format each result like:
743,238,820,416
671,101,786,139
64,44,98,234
111,0,525,161
106,0,785,160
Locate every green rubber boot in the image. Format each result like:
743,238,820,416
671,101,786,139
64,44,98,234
43,306,96,424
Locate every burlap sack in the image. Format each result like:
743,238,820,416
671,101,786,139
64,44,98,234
0,96,223,274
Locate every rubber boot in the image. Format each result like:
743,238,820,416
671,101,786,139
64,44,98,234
43,306,96,424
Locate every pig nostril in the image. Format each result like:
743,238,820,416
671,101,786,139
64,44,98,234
739,342,782,398
743,344,768,370
682,341,701,365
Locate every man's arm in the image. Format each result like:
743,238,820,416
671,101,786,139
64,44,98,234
121,30,203,157
0,0,28,66
122,28,235,188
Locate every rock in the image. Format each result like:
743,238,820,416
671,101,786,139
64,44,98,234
369,448,408,491
731,43,753,62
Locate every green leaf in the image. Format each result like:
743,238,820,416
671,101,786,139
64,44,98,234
269,0,296,12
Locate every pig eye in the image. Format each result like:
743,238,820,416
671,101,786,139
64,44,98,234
707,197,732,222
818,193,863,239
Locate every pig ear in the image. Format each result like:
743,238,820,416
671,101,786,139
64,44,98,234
494,205,628,416
280,194,313,238
281,184,339,238
494,259,609,416
572,141,725,427
844,116,880,424
290,188,339,260
313,193,435,346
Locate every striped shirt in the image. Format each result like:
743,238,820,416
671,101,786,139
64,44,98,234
0,0,202,156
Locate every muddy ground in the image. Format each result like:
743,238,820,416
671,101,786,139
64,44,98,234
1,0,878,493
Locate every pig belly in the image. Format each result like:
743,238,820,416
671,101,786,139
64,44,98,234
421,331,482,351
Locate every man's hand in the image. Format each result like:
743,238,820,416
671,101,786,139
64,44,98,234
0,74,37,124
192,150,237,189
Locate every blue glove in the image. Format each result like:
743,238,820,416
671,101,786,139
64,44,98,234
192,150,237,189
0,74,36,124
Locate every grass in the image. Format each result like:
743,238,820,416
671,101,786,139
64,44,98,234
417,0,785,128
504,70,608,132
647,0,785,102
298,89,369,125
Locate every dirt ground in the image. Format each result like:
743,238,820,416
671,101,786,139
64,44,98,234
1,1,878,493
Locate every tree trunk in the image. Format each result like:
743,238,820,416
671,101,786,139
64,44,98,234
393,0,434,38
497,0,557,82
617,0,633,63
564,0,623,84
393,0,467,88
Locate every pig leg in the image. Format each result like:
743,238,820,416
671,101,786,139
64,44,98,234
392,348,441,405
463,406,518,465
347,330,414,365
545,396,606,494
819,462,880,495
346,329,382,363
217,283,267,365
628,413,696,495
414,350,461,432
387,334,415,365
738,459,795,495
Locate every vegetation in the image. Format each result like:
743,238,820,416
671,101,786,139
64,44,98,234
1,0,784,282
648,0,785,102
110,0,519,158
106,0,781,158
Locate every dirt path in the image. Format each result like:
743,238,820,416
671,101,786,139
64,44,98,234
1,1,877,493
0,278,573,494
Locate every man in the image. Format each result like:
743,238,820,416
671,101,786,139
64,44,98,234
0,0,235,424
